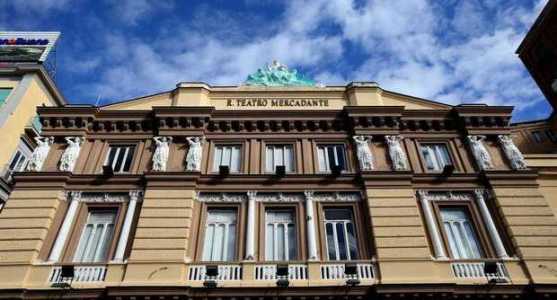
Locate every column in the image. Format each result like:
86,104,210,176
113,190,143,262
474,189,509,259
304,191,319,261
245,191,257,260
48,191,81,262
417,191,448,260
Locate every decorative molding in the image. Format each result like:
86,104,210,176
255,192,304,202
66,192,139,203
195,192,246,203
310,192,362,202
418,191,473,202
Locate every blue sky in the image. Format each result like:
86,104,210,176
0,0,551,122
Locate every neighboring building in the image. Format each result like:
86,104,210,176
0,32,65,207
0,62,556,299
516,0,557,109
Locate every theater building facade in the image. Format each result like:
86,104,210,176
1,63,557,299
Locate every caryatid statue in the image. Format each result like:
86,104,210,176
26,136,54,171
59,137,83,172
353,135,374,171
497,135,527,170
152,136,172,171
467,135,493,170
385,135,409,171
185,136,205,172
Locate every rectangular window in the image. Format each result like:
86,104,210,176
420,143,452,172
73,210,117,263
0,88,12,106
104,145,135,173
532,131,544,143
265,144,294,173
324,208,358,261
317,144,347,172
202,209,237,261
545,129,557,143
265,209,296,261
440,207,484,259
8,150,28,172
212,145,241,173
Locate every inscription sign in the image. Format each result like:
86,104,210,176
226,98,329,107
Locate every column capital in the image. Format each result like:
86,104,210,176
304,190,315,200
66,191,82,202
129,190,144,202
247,191,257,200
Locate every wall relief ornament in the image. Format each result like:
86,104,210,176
497,135,527,170
185,136,205,172
353,135,374,171
244,60,317,87
385,135,409,171
59,137,83,172
26,136,54,171
466,135,493,170
152,136,172,172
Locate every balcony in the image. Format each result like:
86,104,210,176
451,261,509,282
48,265,107,284
254,264,308,281
187,264,242,281
320,262,375,281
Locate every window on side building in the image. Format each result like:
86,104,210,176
0,88,12,106
212,145,241,173
317,144,347,173
265,144,294,173
420,143,452,172
545,129,557,143
202,208,238,261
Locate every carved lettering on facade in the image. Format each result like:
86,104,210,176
225,98,329,108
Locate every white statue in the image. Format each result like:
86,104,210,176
385,135,409,170
497,135,527,170
353,135,374,171
26,136,54,171
467,135,493,170
59,137,83,172
152,136,172,171
185,136,205,172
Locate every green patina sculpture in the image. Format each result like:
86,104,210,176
245,60,316,87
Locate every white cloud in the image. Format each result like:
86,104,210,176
106,0,175,25
65,0,549,121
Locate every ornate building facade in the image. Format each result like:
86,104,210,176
0,61,556,299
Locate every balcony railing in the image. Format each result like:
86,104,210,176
320,262,375,280
451,262,509,282
254,264,308,281
187,264,242,281
48,265,107,283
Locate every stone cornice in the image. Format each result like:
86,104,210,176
36,105,514,136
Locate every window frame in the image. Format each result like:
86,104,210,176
545,129,557,143
263,143,296,174
0,87,13,106
59,202,126,264
7,139,33,173
196,202,244,262
258,202,305,262
317,202,369,261
314,142,351,174
209,142,244,174
430,200,495,261
532,131,544,143
417,141,456,173
102,143,137,174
